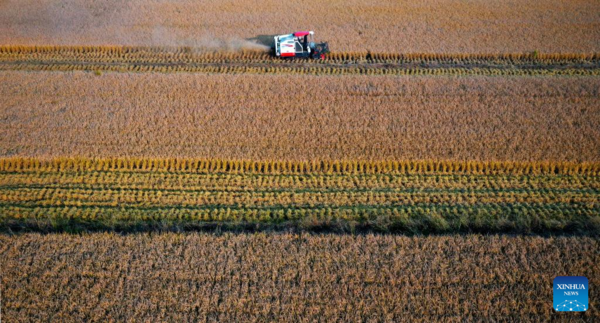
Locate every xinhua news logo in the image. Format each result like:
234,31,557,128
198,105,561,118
554,276,588,312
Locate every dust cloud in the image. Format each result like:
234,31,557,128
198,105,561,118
0,0,268,52
150,27,269,52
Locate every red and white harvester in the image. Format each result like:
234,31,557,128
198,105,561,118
274,31,330,59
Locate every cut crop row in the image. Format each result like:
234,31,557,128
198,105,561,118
1,158,598,233
3,62,597,76
3,172,596,191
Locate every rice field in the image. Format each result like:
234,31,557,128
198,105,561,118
2,0,599,53
1,233,598,321
2,1,599,319
2,71,599,162
2,46,598,76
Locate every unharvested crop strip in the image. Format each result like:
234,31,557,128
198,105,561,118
1,46,598,76
2,45,598,60
1,158,599,175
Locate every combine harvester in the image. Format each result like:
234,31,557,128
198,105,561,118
273,31,329,59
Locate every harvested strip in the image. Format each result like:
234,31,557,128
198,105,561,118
1,233,598,321
3,172,598,191
1,159,598,234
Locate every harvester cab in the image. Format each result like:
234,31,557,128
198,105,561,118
274,31,329,59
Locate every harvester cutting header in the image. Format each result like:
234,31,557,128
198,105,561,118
274,31,329,59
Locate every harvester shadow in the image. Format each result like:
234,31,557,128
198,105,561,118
2,218,597,237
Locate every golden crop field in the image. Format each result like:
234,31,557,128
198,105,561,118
2,46,598,76
1,0,599,53
2,71,599,162
2,0,599,320
1,233,598,321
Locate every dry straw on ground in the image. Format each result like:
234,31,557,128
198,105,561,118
1,233,598,321
1,71,598,162
1,158,598,233
1,0,599,53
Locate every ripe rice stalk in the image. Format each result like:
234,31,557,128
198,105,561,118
0,158,598,175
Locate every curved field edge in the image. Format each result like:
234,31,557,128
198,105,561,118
2,46,599,76
1,233,598,321
1,158,599,235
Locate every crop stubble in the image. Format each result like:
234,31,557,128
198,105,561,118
1,233,598,321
